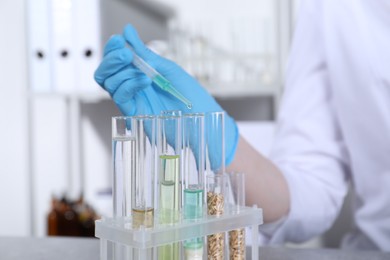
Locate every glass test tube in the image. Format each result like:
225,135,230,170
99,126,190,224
205,112,225,175
112,116,135,218
207,174,228,260
157,111,182,260
130,116,156,260
228,172,246,260
182,114,205,260
131,116,156,229
112,116,136,260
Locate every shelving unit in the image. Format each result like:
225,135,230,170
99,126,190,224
96,206,263,259
29,91,110,101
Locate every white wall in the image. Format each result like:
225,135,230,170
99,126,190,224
0,0,76,237
30,97,69,236
0,0,31,236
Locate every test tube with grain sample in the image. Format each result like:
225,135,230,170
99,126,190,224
228,172,246,260
206,174,228,260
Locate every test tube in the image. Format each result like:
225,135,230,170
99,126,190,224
157,111,182,260
130,115,156,260
131,115,156,229
228,172,246,260
206,174,228,260
112,116,136,260
112,116,135,218
182,113,205,260
205,112,225,175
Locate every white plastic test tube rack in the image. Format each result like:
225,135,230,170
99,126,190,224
102,114,263,259
95,206,263,260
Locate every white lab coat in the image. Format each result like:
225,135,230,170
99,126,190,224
268,0,390,250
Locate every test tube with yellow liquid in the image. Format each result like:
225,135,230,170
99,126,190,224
131,115,157,259
157,111,182,260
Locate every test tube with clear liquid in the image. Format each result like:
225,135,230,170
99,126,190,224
112,116,136,259
182,113,205,260
157,111,182,260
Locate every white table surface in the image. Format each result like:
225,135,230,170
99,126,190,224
1,237,389,260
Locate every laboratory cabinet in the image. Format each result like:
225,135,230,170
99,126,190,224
0,0,295,237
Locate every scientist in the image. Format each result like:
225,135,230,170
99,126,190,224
94,0,390,251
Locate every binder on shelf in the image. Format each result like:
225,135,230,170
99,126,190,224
26,0,52,93
27,0,102,95
73,0,102,94
50,0,76,93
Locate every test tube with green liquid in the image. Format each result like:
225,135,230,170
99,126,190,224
182,113,205,260
157,111,182,260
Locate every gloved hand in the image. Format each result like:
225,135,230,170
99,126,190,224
94,24,238,166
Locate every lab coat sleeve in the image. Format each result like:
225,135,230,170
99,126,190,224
267,0,350,243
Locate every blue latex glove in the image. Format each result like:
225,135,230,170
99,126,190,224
94,24,238,166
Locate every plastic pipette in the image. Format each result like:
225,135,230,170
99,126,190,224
130,50,192,109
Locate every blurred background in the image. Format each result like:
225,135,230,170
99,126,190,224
0,0,351,248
